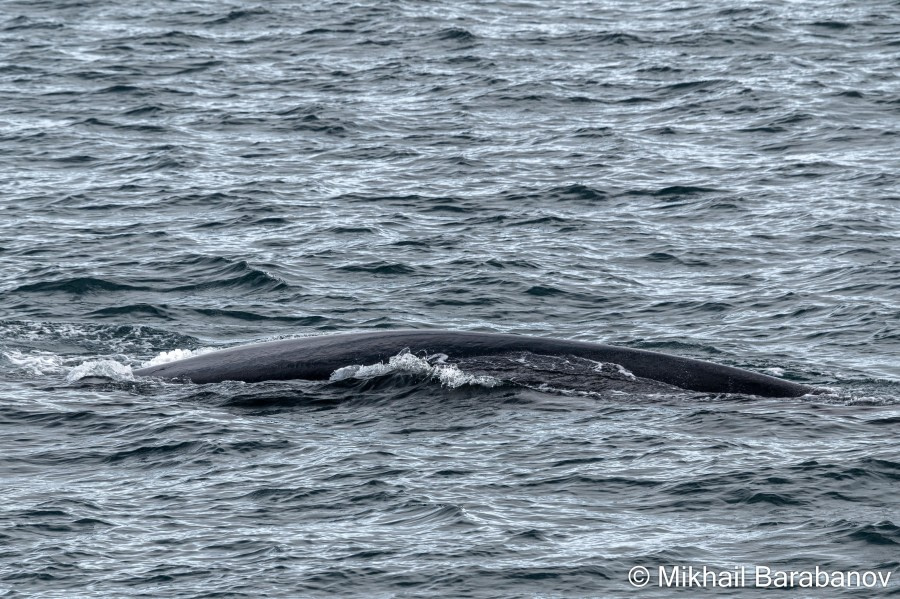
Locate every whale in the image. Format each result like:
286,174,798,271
133,330,813,397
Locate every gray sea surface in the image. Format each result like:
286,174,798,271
1,0,898,597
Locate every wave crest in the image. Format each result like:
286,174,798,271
329,350,500,389
66,360,134,383
141,347,216,368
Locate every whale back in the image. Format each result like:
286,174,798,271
133,330,811,398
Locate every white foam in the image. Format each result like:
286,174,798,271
0,320,206,359
586,357,637,380
2,350,66,375
65,359,134,383
141,347,216,368
614,363,637,380
329,350,499,389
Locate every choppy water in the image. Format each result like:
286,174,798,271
1,0,899,596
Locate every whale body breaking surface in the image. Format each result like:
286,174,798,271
133,330,813,398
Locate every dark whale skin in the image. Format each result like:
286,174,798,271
133,330,813,398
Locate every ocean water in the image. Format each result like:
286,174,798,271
1,0,898,597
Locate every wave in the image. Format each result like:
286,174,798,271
204,7,270,26
88,304,174,319
434,27,476,42
330,350,500,389
65,359,134,383
15,277,149,294
338,262,416,275
0,320,203,380
9,256,288,298
2,350,136,383
141,347,217,368
189,308,324,324
0,319,197,349
2,349,67,376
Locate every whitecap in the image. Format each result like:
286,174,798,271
2,349,66,375
330,350,499,389
66,360,135,383
141,347,216,368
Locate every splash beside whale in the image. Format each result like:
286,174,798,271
133,330,813,398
